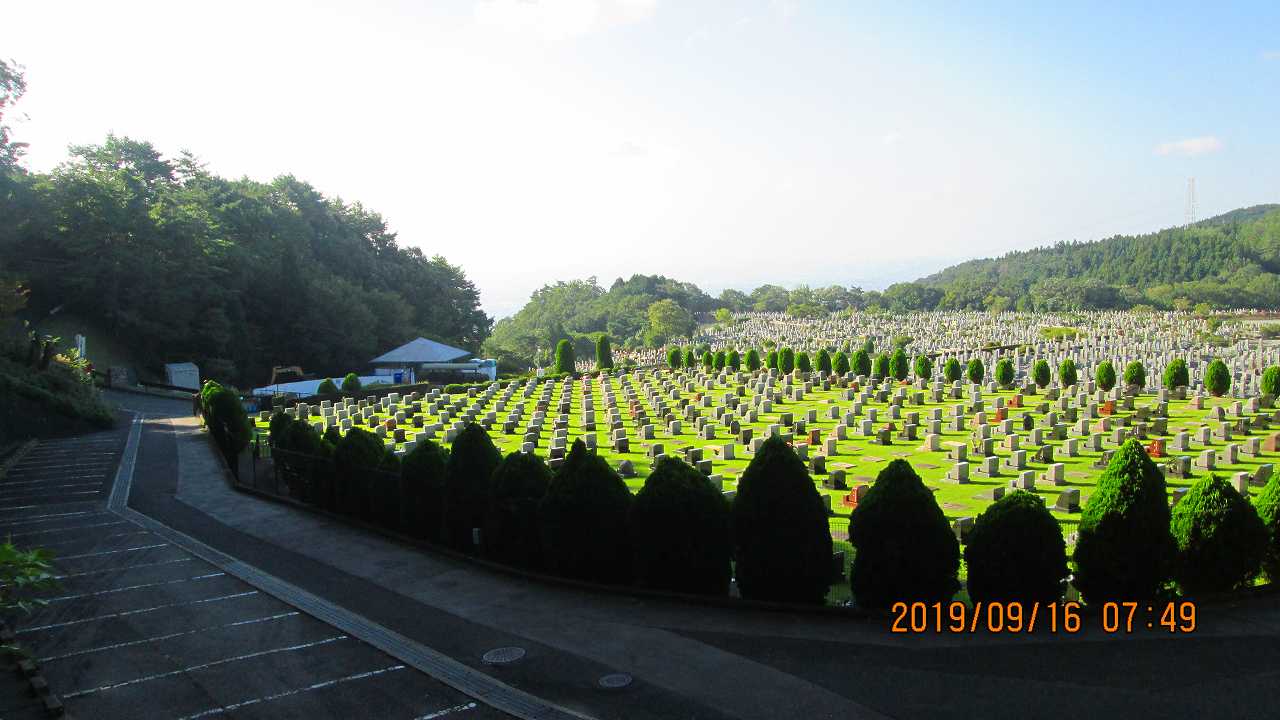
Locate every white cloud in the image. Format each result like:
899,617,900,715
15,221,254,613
473,0,655,40
1154,136,1223,157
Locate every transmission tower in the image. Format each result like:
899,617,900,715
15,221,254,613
1184,177,1197,227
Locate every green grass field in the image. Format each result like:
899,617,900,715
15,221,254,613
254,370,1277,601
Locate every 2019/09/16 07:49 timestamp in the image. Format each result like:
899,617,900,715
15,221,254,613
889,601,1198,634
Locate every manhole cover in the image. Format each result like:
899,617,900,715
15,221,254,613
482,647,526,665
599,673,633,689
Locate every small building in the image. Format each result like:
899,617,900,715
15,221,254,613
370,337,496,383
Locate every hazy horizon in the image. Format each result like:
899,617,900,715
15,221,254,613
8,1,1279,319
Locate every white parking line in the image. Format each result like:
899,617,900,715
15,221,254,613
0,477,108,489
174,664,407,720
0,500,99,514
418,701,480,719
38,611,301,662
0,484,106,498
64,635,350,699
34,530,153,550
0,510,104,527
17,590,259,634
54,557,194,579
6,521,129,539
45,572,224,602
58,542,168,560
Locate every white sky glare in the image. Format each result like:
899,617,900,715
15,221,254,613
7,1,1280,318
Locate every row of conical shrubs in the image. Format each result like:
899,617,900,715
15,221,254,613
268,412,1280,605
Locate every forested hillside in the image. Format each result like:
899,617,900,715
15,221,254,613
0,63,488,387
911,206,1280,312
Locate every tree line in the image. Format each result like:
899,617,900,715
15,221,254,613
0,60,489,388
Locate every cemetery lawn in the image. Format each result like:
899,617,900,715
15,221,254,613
254,372,1277,602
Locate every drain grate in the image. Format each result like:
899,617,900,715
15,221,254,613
598,673,633,689
482,646,527,665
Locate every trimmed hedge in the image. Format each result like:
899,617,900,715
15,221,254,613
485,451,552,570
1123,361,1146,389
1095,360,1116,392
1032,359,1051,388
1163,358,1189,389
1170,474,1266,594
966,357,984,385
333,428,384,520
1059,358,1078,388
913,355,932,382
1073,439,1176,603
444,423,503,551
943,357,962,383
849,459,959,608
341,372,362,392
889,348,909,381
317,378,338,395
732,436,832,603
554,339,576,375
401,439,449,542
539,440,633,584
1258,473,1280,581
1204,358,1230,397
963,490,1067,604
833,351,850,375
994,357,1014,387
630,456,732,595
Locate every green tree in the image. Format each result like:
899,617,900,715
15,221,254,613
1170,474,1266,594
1032,359,1051,388
714,349,727,370
317,378,338,395
401,439,448,543
833,351,850,375
1095,360,1117,392
872,353,889,380
1263,366,1280,397
733,437,833,603
630,456,732,595
666,346,681,370
779,347,795,373
595,334,614,370
1059,358,1078,388
766,349,779,370
889,348,909,381
994,357,1014,387
485,451,551,570
714,307,732,325
745,348,761,371
815,348,832,374
1257,473,1280,581
1123,361,1146,389
943,357,962,383
645,298,696,346
539,440,633,584
333,428,384,520
683,347,696,368
727,348,742,370
1073,439,1176,603
851,349,871,377
553,338,576,375
796,351,812,373
1163,358,1190,389
444,423,503,551
341,373,362,392
1204,358,1231,396
849,459,960,608
701,349,714,371
913,355,933,382
963,491,1067,604
966,357,984,385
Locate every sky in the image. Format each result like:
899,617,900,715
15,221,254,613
7,1,1280,318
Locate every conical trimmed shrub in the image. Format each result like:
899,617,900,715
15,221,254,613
732,436,832,603
1073,439,1176,603
1170,474,1266,594
485,451,552,570
444,423,502,551
631,456,732,595
1032,359,1051,388
966,357,984,385
1163,358,1189,389
401,439,448,542
994,358,1014,387
943,357,962,383
539,440,633,584
1059,358,1078,388
333,428,384,519
964,490,1067,604
1204,358,1230,397
1257,473,1280,581
849,459,959,608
